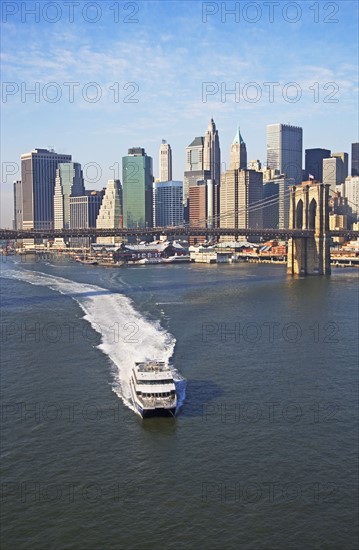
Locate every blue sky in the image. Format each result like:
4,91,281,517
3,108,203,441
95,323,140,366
1,0,358,227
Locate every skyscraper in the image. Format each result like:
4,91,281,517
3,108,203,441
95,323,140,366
153,180,183,227
159,140,172,181
220,169,263,234
13,180,22,230
262,176,293,229
70,191,104,229
54,162,85,229
323,156,347,193
122,148,153,228
70,190,104,248
96,179,123,229
203,118,221,186
21,148,72,229
351,143,359,176
344,176,359,220
184,136,209,206
230,126,247,170
267,124,303,183
332,152,349,179
305,148,331,182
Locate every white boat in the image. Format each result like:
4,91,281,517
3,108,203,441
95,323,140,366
162,255,191,263
137,258,164,264
130,361,177,418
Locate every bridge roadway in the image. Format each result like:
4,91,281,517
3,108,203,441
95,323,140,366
1,227,358,240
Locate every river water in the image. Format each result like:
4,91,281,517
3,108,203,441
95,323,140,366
1,255,358,549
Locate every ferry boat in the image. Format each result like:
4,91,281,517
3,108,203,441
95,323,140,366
162,255,191,263
130,361,177,418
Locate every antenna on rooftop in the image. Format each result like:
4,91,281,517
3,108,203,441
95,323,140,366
48,145,55,152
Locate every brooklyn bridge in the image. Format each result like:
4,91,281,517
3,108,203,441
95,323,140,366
2,184,358,275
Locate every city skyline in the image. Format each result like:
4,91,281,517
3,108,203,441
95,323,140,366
1,1,358,227
8,127,359,232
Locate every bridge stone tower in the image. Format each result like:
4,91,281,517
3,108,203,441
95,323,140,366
287,183,331,275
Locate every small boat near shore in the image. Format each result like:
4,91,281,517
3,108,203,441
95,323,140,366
74,256,98,265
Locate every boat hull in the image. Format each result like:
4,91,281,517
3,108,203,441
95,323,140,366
139,406,177,419
130,381,176,418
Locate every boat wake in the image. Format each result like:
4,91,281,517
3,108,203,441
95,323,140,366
1,269,186,414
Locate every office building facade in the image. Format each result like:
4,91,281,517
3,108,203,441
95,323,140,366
21,148,72,229
345,176,359,220
153,180,183,227
351,143,359,176
220,169,263,232
54,162,85,229
267,124,302,183
332,152,348,180
13,180,23,230
70,191,103,229
323,157,347,193
96,179,123,230
203,118,221,186
159,141,172,181
262,176,293,229
304,148,331,182
122,148,153,228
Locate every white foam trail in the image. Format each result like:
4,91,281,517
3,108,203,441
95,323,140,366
2,269,185,414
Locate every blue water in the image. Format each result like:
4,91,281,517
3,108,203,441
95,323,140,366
1,255,358,549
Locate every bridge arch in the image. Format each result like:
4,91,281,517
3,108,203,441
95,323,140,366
288,183,331,275
295,199,303,229
308,198,317,230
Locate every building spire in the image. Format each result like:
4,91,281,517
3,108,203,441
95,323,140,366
232,125,244,145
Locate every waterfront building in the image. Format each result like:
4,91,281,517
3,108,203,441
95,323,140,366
21,148,72,229
266,123,303,183
53,162,85,229
122,148,153,228
159,140,172,181
153,180,183,227
230,127,247,170
304,148,331,181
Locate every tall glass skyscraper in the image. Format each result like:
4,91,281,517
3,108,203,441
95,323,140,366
122,148,153,228
267,124,303,184
21,148,72,229
54,162,85,229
